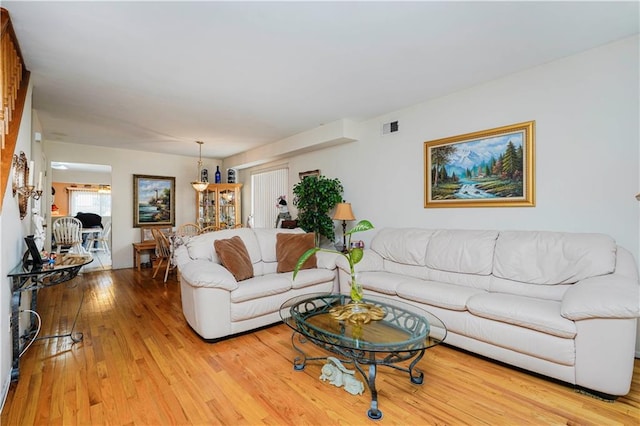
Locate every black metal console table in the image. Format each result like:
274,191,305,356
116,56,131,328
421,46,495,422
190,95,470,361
7,257,92,382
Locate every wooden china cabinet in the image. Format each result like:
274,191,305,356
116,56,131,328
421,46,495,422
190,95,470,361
195,183,243,230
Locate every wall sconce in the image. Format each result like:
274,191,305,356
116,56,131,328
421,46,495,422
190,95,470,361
12,152,43,219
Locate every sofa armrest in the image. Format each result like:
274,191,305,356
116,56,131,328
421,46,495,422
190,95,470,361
561,274,640,320
179,260,239,291
316,251,340,270
335,249,384,274
174,245,192,269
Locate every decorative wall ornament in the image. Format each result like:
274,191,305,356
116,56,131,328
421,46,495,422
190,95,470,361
12,152,42,219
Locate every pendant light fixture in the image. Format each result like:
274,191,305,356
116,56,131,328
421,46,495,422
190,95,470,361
191,141,209,192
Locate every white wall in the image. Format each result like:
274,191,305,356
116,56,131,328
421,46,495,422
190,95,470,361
44,141,221,268
0,84,34,410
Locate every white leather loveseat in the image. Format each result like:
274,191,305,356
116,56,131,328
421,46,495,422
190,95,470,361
335,228,640,398
174,227,338,341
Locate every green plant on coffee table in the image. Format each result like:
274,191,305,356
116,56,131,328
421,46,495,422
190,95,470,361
293,220,374,302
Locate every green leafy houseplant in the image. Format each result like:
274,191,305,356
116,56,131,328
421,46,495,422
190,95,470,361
293,220,374,302
292,175,344,246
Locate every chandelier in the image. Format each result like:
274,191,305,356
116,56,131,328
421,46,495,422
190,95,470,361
191,141,209,192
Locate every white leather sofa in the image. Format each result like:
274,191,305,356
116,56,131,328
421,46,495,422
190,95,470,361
174,227,338,341
335,228,640,398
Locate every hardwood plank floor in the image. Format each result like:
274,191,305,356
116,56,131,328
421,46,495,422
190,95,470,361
2,268,639,425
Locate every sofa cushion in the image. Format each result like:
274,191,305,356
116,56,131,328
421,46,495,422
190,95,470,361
426,229,498,275
467,293,576,338
230,275,291,303
357,271,406,295
370,228,435,266
493,231,616,285
276,232,317,273
397,279,487,311
284,268,336,290
214,236,254,281
186,228,261,264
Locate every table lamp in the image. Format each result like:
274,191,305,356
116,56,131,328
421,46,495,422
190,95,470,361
333,202,356,252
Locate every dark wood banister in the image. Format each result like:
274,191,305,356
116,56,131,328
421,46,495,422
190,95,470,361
1,7,31,214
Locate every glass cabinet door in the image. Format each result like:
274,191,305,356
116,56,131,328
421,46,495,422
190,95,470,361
218,188,236,228
197,189,216,228
196,183,242,229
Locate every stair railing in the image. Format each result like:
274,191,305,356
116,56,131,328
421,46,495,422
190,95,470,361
0,7,31,214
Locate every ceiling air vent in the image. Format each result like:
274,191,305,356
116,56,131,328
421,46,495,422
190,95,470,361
382,120,399,135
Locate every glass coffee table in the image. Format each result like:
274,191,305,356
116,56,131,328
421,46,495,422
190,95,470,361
280,293,447,420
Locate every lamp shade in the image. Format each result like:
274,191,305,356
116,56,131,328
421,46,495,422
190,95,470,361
191,181,208,192
333,203,356,221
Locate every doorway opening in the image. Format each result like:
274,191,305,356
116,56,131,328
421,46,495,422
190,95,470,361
50,162,112,271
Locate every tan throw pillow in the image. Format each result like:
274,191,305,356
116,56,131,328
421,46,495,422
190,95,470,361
276,232,317,273
214,236,254,281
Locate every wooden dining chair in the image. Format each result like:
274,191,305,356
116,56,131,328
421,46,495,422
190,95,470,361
200,225,220,234
176,222,201,237
151,227,174,283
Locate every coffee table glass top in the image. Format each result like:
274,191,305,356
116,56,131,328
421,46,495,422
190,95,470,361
280,293,447,353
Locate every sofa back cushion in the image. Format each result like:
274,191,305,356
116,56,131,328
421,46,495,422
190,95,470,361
493,231,617,285
371,228,435,266
185,227,261,264
214,236,254,281
276,232,317,273
252,227,305,263
426,229,498,275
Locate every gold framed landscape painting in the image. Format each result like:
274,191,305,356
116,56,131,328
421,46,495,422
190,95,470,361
133,174,175,227
424,121,535,208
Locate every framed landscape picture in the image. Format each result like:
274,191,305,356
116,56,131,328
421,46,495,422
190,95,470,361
133,174,175,227
299,169,320,180
424,121,535,208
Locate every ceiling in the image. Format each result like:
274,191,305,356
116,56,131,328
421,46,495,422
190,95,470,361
4,1,639,160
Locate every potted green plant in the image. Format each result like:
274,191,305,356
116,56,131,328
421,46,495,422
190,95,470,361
293,219,374,302
292,175,344,246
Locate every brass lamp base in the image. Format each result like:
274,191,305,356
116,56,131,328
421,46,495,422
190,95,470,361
329,302,385,324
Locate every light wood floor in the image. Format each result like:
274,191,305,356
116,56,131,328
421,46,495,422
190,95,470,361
2,268,639,425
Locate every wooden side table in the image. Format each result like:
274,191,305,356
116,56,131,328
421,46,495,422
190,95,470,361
132,241,156,271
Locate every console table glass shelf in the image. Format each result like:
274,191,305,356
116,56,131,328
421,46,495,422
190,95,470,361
7,256,92,382
280,293,447,420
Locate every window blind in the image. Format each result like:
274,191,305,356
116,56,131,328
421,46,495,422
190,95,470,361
251,168,288,228
68,188,111,217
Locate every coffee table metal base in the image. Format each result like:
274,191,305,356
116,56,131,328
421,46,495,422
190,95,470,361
289,331,426,420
